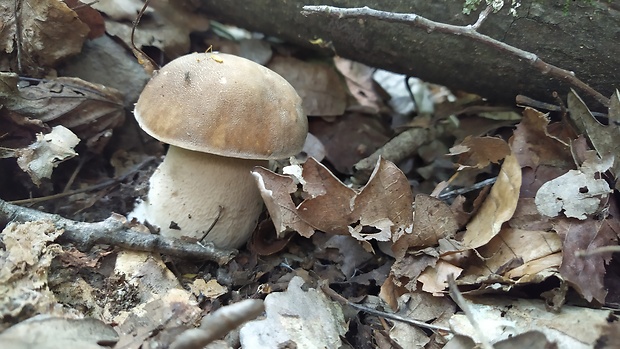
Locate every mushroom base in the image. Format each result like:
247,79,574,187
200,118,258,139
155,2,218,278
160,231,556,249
136,146,267,249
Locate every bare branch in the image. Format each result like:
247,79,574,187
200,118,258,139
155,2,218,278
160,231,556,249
0,199,237,265
302,5,610,107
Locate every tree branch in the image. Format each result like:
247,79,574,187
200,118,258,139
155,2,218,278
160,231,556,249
302,5,610,107
0,199,237,265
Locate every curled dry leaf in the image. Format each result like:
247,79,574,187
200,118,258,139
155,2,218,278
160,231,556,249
268,55,347,116
461,154,522,249
253,157,413,242
448,136,511,170
568,89,620,189
535,154,613,220
0,74,125,152
350,158,414,242
393,194,459,259
0,0,89,76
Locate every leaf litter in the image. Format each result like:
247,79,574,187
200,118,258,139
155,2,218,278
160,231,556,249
1,2,620,348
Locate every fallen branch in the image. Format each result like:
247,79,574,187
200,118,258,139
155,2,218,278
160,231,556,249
0,198,237,265
302,5,611,107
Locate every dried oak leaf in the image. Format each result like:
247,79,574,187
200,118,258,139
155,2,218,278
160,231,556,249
568,89,620,189
0,0,89,76
393,194,458,259
461,154,522,249
509,107,572,169
535,153,612,220
554,211,620,304
252,166,315,238
349,158,414,242
0,73,125,151
448,136,511,170
268,56,347,117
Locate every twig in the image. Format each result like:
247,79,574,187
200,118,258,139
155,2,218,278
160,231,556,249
321,282,451,333
438,177,497,199
575,245,620,257
447,274,493,349
471,5,493,31
0,198,237,265
9,156,156,205
301,5,610,107
170,299,265,349
353,127,432,182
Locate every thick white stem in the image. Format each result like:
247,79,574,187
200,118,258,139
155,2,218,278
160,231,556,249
139,146,266,249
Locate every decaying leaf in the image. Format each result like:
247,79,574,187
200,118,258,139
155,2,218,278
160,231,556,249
449,296,614,348
350,158,414,242
568,89,620,189
0,73,125,151
239,276,346,348
333,56,385,114
448,136,511,170
554,213,620,304
0,0,89,75
535,154,612,220
0,316,119,349
253,157,413,242
461,154,522,249
0,221,63,330
268,55,347,116
93,0,210,58
252,166,315,238
14,126,80,186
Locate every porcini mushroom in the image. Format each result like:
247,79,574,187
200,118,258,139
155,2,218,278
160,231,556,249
132,52,307,249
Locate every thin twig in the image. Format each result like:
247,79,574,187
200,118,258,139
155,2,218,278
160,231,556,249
575,245,620,257
447,274,493,349
321,282,451,333
301,5,610,107
0,198,236,265
9,157,156,205
471,5,493,31
438,177,497,199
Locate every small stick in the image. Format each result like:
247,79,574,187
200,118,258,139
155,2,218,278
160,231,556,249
302,5,610,107
0,198,237,265
447,274,493,349
321,282,451,333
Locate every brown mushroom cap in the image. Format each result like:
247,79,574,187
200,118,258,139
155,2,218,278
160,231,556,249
134,52,307,160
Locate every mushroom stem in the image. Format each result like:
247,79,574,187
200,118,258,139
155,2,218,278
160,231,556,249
138,145,266,249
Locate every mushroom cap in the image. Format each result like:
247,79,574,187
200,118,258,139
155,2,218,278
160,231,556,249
134,52,307,160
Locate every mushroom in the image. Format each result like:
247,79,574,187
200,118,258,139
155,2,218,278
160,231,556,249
132,52,307,249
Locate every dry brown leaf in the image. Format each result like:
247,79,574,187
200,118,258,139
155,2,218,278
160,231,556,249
0,74,125,151
461,154,522,249
568,89,620,190
554,213,620,303
460,227,562,284
94,0,209,58
252,166,315,238
417,259,463,295
0,0,89,75
349,158,413,242
268,55,347,116
509,108,572,169
392,195,458,258
390,249,439,292
295,158,358,236
309,113,390,174
333,56,385,114
448,136,511,170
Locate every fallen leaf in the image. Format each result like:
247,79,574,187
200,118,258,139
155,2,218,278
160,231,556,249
333,56,385,113
239,276,346,348
14,126,80,186
417,259,463,295
568,89,620,189
535,154,612,220
554,214,620,303
349,158,414,242
268,55,347,116
461,154,522,249
0,0,89,76
449,136,511,170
